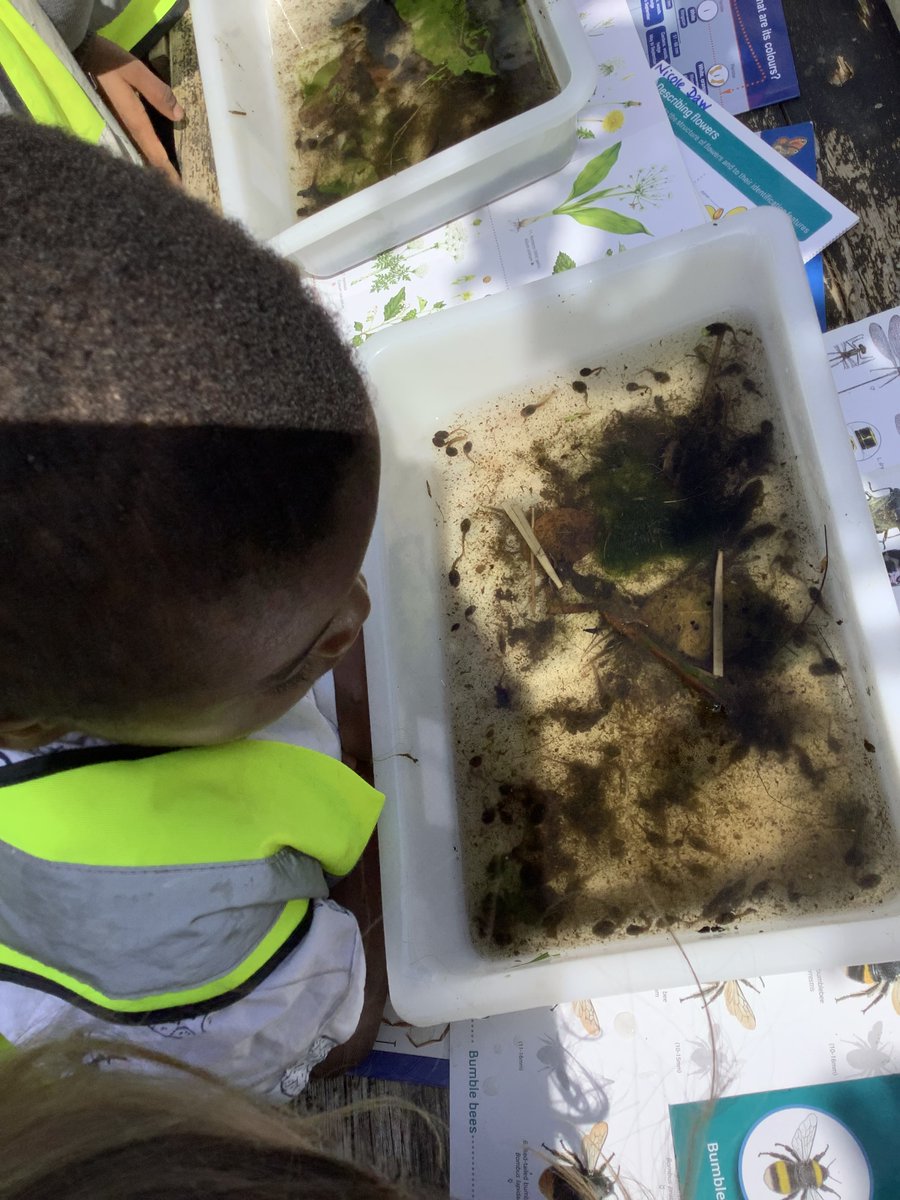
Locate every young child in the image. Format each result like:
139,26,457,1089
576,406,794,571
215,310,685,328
0,116,384,1099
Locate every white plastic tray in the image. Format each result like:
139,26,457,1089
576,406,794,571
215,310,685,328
360,208,900,1026
190,0,597,277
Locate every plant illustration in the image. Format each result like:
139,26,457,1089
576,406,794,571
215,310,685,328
351,224,468,292
350,287,446,346
577,126,596,138
552,251,576,273
515,143,668,235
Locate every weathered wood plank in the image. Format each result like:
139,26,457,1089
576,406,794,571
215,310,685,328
295,1074,450,1195
168,10,220,210
741,0,900,327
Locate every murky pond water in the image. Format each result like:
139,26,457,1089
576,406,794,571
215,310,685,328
270,0,558,218
432,322,900,957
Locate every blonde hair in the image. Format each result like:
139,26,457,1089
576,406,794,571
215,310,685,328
0,1035,438,1199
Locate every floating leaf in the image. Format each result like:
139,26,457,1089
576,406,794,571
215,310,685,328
301,56,342,102
552,251,577,273
564,142,622,203
394,0,494,77
566,207,650,235
383,288,407,321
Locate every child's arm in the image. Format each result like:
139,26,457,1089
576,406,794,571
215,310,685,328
314,637,388,1075
313,831,387,1076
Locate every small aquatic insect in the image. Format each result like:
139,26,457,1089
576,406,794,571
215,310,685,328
759,1112,838,1199
680,978,759,1029
539,1122,616,1199
836,961,900,1012
865,486,900,542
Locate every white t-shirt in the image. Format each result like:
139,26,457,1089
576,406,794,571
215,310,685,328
0,678,366,1101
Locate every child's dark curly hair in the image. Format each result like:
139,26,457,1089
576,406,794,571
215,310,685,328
0,119,378,723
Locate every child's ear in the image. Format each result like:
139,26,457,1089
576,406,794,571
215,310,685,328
309,576,371,665
0,717,70,750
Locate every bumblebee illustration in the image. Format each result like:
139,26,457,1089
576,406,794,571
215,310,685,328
759,1112,838,1199
837,961,900,1013
680,978,759,1029
539,1122,616,1199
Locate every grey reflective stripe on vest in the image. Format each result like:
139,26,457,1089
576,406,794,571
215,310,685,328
0,841,328,998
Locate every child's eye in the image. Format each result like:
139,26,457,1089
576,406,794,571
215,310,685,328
272,671,304,695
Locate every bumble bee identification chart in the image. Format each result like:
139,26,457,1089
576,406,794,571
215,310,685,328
448,962,900,1198
671,1075,897,1198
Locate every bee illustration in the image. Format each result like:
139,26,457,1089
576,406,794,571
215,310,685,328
759,1112,838,1198
771,135,808,157
865,487,900,544
836,961,900,1012
704,203,749,221
572,998,601,1037
539,1122,616,1199
680,978,759,1029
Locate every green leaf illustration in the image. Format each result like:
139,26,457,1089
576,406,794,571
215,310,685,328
383,288,407,321
353,321,364,331
567,208,650,235
558,185,618,211
433,300,447,310
351,334,364,347
552,251,577,273
576,126,596,139
564,142,622,204
401,309,418,321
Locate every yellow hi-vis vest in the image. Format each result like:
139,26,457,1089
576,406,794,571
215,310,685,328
0,740,383,1020
0,0,137,159
98,0,186,60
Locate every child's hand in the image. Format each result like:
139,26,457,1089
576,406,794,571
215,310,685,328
79,35,183,182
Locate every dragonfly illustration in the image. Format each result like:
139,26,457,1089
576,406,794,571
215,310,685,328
839,315,900,393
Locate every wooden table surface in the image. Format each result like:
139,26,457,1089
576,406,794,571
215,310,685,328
164,3,899,1195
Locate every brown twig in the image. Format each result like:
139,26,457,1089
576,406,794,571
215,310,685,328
529,505,536,618
503,502,563,589
713,549,724,679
